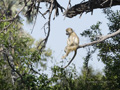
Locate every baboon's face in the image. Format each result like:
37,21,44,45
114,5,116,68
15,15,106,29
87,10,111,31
66,28,73,35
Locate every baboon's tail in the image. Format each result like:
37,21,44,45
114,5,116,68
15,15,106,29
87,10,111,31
64,50,77,68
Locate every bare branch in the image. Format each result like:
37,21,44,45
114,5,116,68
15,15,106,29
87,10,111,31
39,11,46,19
39,0,65,19
37,0,54,52
78,29,120,48
31,15,38,33
67,0,71,11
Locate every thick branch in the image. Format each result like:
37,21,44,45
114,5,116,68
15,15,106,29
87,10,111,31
78,29,120,48
66,0,120,18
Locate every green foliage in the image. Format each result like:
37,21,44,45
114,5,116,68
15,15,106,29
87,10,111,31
1,1,120,90
0,1,52,89
49,66,104,90
98,10,120,90
0,21,54,89
81,21,102,42
81,10,120,90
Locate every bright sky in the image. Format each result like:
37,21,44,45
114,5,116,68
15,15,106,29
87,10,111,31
23,1,120,75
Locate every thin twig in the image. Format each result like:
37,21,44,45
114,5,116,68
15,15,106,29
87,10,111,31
43,22,48,35
110,0,113,7
67,0,71,9
31,15,38,33
39,11,46,19
101,0,109,6
30,64,41,75
64,0,71,19
0,22,13,33
31,2,41,33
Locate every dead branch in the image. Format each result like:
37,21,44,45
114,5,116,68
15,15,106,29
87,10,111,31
65,0,120,18
37,0,54,52
39,0,65,18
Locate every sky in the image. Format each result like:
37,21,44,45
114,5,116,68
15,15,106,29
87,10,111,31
23,0,120,75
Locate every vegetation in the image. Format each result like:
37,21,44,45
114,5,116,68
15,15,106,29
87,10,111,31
0,0,120,90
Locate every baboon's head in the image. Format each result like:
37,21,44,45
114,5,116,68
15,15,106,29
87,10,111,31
66,28,73,35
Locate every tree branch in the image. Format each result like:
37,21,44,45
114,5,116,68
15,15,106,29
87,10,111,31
78,29,120,48
37,0,54,52
38,0,65,19
4,51,24,83
65,0,120,18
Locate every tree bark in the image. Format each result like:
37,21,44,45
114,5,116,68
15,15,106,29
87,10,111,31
66,0,120,18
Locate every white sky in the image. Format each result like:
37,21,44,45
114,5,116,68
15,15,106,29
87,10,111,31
23,1,120,75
